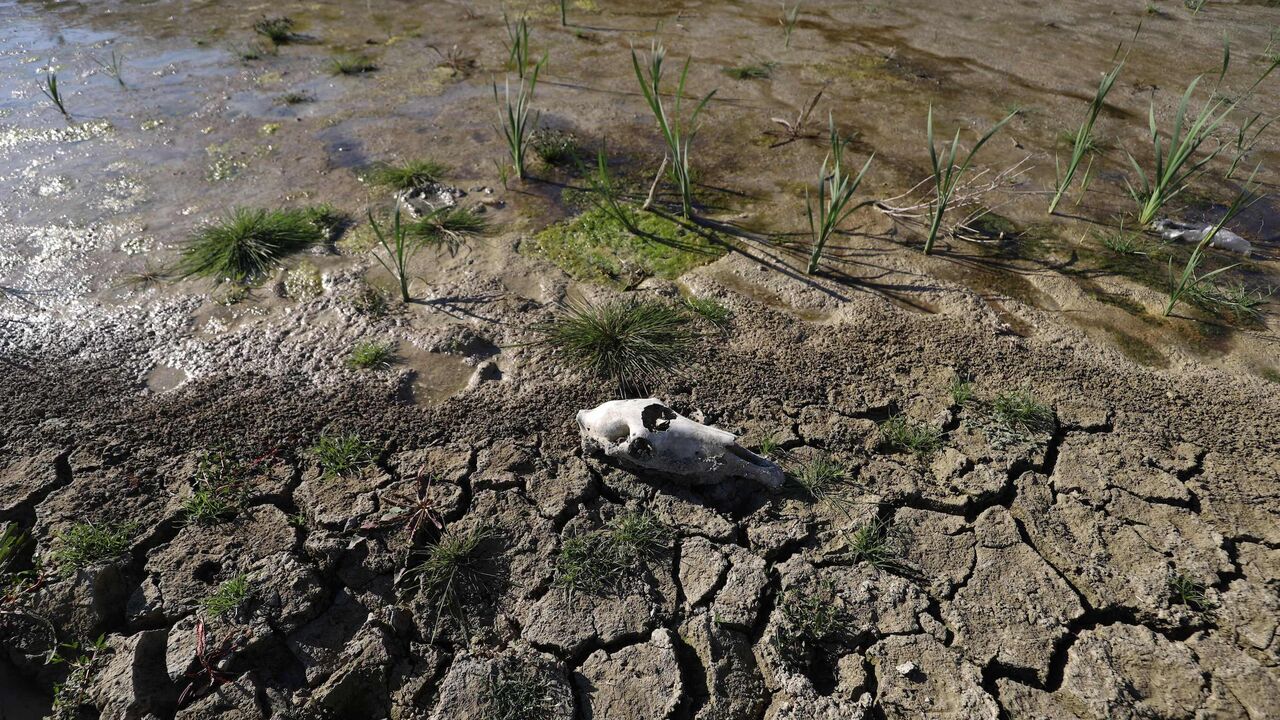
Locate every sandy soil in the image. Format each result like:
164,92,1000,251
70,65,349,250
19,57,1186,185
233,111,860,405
1,1,1278,718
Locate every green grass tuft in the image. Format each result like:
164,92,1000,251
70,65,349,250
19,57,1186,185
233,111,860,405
406,206,488,255
483,662,556,720
202,574,251,618
723,61,777,80
1168,572,1212,613
365,160,448,191
554,512,667,595
330,53,378,75
990,389,1055,437
844,516,904,571
347,341,396,370
253,16,295,44
532,298,695,394
49,522,137,576
311,432,375,478
684,296,732,329
949,375,975,406
530,128,581,166
406,525,497,640
178,208,328,283
773,580,841,667
790,454,850,503
879,416,942,458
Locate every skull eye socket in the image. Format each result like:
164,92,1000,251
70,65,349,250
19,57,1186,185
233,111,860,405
641,403,677,432
628,437,654,459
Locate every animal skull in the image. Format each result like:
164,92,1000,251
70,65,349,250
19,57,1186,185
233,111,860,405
576,399,784,489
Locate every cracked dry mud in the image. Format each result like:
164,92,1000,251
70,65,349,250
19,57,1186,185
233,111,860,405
2,0,1280,719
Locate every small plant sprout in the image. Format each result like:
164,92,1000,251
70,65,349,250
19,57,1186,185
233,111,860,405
49,522,137,576
1049,34,1134,214
632,42,717,218
403,525,496,640
530,128,580,166
879,416,943,458
362,472,444,540
202,574,250,619
531,298,696,395
723,61,777,80
39,73,69,118
368,206,417,303
922,106,1018,254
790,454,850,503
781,2,802,48
365,160,448,191
806,115,875,274
485,661,556,720
48,635,110,720
769,85,826,147
91,50,126,87
178,208,327,283
1225,112,1275,180
844,516,904,571
558,0,569,26
311,431,375,478
347,340,396,370
949,375,975,406
1168,572,1212,612
182,488,237,526
554,512,667,594
253,16,296,44
495,55,545,180
1164,172,1264,318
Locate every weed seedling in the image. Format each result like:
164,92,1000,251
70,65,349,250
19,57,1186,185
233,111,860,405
922,106,1017,254
773,580,840,667
504,14,533,77
806,115,875,274
530,128,580,167
91,50,126,87
879,416,942,458
361,473,444,541
684,295,732,329
949,375,975,406
368,206,417,303
178,619,248,708
47,635,110,720
39,73,69,118
531,298,695,395
495,56,545,180
202,574,250,619
632,42,717,218
723,61,777,80
347,340,396,370
311,432,375,478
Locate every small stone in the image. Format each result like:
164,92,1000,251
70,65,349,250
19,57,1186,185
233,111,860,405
896,661,917,676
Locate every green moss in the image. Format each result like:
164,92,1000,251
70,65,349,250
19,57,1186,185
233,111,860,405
1104,327,1168,368
1259,367,1280,384
529,205,726,286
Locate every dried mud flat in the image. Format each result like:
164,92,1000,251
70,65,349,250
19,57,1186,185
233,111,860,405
1,1,1279,719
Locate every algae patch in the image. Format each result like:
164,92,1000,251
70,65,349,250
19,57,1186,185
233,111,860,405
528,205,726,287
